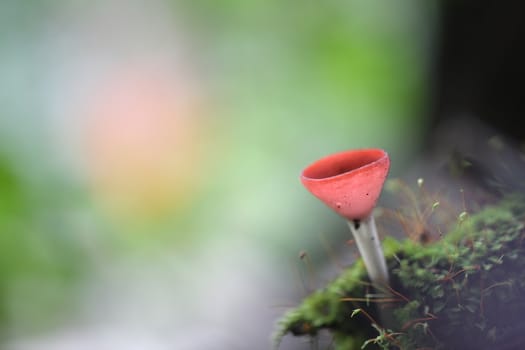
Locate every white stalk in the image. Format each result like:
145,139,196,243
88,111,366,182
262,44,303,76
347,215,389,287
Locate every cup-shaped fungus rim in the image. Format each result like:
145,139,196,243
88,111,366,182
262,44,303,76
301,148,390,220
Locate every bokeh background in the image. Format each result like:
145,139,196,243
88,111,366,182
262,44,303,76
2,1,523,349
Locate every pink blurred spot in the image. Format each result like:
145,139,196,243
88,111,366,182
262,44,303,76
83,65,209,219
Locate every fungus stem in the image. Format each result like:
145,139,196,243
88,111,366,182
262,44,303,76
347,215,389,287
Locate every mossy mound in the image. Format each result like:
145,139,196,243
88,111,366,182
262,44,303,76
275,195,525,349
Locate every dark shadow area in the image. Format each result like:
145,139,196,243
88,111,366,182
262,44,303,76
426,0,525,145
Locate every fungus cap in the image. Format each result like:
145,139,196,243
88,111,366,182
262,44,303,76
300,148,390,220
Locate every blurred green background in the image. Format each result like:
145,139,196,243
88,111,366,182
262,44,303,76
0,0,435,349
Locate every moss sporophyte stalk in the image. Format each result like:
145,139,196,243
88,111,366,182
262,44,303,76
275,148,525,350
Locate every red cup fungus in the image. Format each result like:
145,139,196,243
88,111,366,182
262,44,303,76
300,148,390,221
300,148,390,286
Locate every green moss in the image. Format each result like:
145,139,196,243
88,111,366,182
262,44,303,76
275,195,525,349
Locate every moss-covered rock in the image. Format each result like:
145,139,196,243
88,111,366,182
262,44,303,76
275,195,525,349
